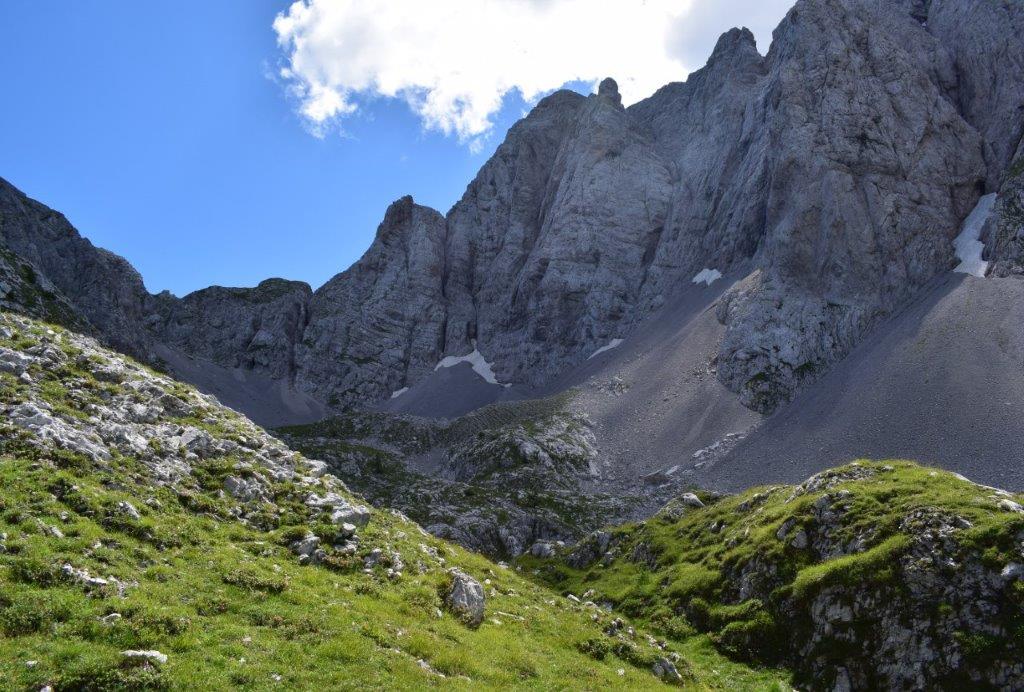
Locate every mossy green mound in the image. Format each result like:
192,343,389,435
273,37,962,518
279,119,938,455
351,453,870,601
523,461,1024,689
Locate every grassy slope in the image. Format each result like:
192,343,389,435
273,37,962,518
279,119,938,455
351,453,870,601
0,314,789,691
520,461,1024,675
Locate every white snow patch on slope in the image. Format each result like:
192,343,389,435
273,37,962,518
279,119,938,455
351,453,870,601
435,344,510,387
390,387,409,399
954,193,998,277
588,338,624,360
692,268,722,286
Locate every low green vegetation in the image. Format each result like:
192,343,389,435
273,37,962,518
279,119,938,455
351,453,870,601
281,408,636,561
7,311,1022,688
0,452,793,690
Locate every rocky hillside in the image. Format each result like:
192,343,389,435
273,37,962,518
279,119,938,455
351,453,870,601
524,461,1024,691
0,311,793,689
278,401,660,560
1,0,1022,427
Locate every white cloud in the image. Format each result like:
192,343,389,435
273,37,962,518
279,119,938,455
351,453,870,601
273,0,792,144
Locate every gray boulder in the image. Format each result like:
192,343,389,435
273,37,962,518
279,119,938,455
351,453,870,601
121,650,168,666
444,569,485,627
529,541,557,558
330,503,371,527
0,346,31,376
652,657,683,683
224,475,264,503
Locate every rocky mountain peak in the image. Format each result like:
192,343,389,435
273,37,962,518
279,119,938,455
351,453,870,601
3,2,1024,685
378,194,425,234
596,76,622,108
707,26,761,67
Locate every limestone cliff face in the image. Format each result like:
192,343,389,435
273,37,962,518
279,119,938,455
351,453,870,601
989,139,1024,278
296,0,1009,412
297,196,448,404
1,0,1022,419
446,84,675,386
709,0,989,410
917,0,1024,179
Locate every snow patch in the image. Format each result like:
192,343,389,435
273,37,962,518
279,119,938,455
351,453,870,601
588,338,624,360
953,193,997,277
692,268,722,286
390,387,409,399
435,343,510,387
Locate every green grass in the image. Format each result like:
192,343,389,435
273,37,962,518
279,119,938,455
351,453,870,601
21,309,1023,687
0,451,795,690
790,533,909,598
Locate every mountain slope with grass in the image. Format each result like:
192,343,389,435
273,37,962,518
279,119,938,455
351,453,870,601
523,461,1024,690
4,311,1024,690
0,310,791,690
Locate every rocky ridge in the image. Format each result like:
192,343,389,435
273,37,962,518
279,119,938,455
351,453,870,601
0,311,370,550
279,401,659,559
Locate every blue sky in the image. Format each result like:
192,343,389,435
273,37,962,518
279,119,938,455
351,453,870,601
0,1,536,295
0,1,789,296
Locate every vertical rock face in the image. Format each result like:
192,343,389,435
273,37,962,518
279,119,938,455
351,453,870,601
306,0,1013,413
920,0,1024,178
712,0,988,410
628,27,770,307
297,196,448,403
451,82,675,385
0,241,87,332
1,0,1022,420
989,141,1024,277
